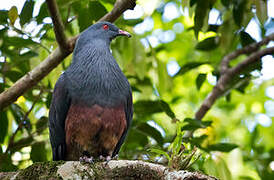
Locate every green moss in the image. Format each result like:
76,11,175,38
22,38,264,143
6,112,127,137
15,161,65,180
109,164,164,180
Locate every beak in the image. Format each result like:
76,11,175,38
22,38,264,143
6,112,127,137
118,29,131,38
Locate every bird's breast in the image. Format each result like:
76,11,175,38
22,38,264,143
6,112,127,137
64,103,127,160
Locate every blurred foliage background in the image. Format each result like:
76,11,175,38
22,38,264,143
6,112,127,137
0,0,274,179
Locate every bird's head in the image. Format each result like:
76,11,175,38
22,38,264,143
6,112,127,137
84,21,131,42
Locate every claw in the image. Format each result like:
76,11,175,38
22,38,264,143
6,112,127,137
79,156,93,163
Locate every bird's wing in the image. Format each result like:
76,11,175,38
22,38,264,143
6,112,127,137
49,74,71,160
112,90,133,157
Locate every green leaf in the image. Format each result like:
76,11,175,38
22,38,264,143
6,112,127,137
240,31,256,47
36,116,48,135
10,104,25,124
5,37,37,48
174,62,209,76
89,1,108,22
121,19,143,26
255,0,268,25
207,143,238,152
134,100,163,115
150,148,171,161
8,6,18,26
5,70,23,82
181,118,212,131
233,0,247,26
134,100,175,119
0,10,9,24
0,111,8,143
190,0,198,7
36,2,49,24
221,0,231,8
30,142,47,162
195,36,219,51
194,0,210,37
136,122,164,145
159,100,176,119
20,0,35,26
196,73,207,90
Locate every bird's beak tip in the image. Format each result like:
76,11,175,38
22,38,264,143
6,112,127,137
118,29,131,38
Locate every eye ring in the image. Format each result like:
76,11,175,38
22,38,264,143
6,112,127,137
103,24,109,30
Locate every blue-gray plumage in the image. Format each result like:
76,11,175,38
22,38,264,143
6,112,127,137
49,22,133,161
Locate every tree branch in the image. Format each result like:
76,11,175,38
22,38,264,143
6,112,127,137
46,0,68,51
0,160,218,180
195,46,274,121
0,0,136,110
220,33,274,74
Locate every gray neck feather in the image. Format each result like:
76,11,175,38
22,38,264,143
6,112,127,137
65,39,130,107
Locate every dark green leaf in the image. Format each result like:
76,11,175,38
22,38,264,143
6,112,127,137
0,111,8,143
0,10,8,24
221,0,231,8
89,1,108,22
190,0,198,6
10,104,25,124
136,122,164,145
134,100,163,115
240,31,256,47
174,62,209,76
207,143,238,152
131,86,142,93
233,0,247,26
36,2,49,24
36,116,48,135
181,118,212,131
159,100,176,119
196,73,207,90
5,37,37,48
20,0,35,26
195,36,219,51
5,70,23,82
194,0,210,37
207,24,219,32
134,100,175,119
30,142,47,162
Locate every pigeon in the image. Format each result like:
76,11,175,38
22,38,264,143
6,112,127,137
49,22,133,162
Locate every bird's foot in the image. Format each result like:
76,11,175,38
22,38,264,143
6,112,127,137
79,156,94,163
99,155,111,162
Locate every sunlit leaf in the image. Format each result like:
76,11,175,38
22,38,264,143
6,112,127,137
8,6,18,25
150,148,171,161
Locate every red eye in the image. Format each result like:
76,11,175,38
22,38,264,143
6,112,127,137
103,24,109,30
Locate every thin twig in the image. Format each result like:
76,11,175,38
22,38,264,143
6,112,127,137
220,33,274,74
46,0,69,51
4,90,43,154
195,46,274,121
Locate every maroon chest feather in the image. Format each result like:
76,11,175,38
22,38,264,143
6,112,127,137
64,104,127,160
